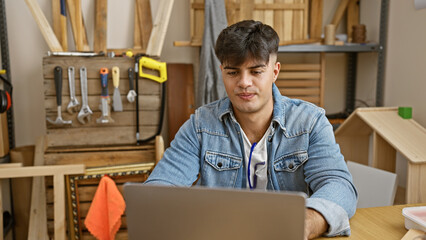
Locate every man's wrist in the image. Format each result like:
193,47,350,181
305,208,328,239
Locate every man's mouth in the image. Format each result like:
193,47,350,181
237,93,255,100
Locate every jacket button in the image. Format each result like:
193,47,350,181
268,137,272,142
288,163,294,169
217,162,223,168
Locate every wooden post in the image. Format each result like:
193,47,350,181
94,0,108,53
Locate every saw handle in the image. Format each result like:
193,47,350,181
54,66,63,106
139,57,167,83
100,68,109,97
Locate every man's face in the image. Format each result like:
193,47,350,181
221,55,280,119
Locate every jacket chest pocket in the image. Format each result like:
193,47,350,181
273,151,308,191
201,151,242,188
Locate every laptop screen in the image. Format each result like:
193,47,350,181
124,183,306,240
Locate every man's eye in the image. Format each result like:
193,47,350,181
227,71,237,76
252,70,263,75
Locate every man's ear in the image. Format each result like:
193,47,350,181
220,65,223,71
273,61,281,83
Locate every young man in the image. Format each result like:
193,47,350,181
145,20,357,239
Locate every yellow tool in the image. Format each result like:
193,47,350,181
139,57,167,83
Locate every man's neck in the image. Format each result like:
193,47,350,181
235,110,273,144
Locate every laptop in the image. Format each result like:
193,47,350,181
123,183,306,240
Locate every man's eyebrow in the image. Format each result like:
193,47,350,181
223,64,267,70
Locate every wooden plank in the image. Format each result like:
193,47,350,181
44,95,160,112
51,0,61,47
192,0,204,44
292,0,303,40
43,77,160,96
279,88,320,95
283,0,293,41
24,0,63,52
53,173,66,240
264,0,274,27
45,126,158,147
146,0,175,57
253,0,264,22
278,71,320,79
166,64,195,143
0,165,85,179
239,0,255,20
94,0,108,53
336,135,370,165
372,131,396,173
275,80,320,87
45,110,160,128
273,0,284,40
136,0,153,51
66,0,90,51
133,0,142,49
347,0,360,43
331,0,350,28
28,136,49,240
309,0,323,39
155,135,164,163
75,0,83,51
319,52,325,107
406,163,426,204
281,64,320,70
44,149,155,167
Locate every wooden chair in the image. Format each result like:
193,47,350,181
276,53,325,107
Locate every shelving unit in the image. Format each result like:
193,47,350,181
278,0,389,118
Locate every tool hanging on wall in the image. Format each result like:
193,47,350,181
127,68,137,103
112,66,123,111
47,66,72,125
134,56,167,145
77,66,93,124
97,68,114,124
67,66,79,113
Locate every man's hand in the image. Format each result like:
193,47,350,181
304,208,328,240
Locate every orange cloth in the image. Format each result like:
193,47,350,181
84,175,126,240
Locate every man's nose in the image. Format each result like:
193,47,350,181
238,72,253,88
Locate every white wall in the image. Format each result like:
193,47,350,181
4,0,426,147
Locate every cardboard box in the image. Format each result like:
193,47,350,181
0,112,9,157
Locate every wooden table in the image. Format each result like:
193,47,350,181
317,203,426,239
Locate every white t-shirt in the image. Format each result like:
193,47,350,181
241,126,271,190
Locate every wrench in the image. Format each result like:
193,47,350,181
67,66,80,113
127,67,137,102
77,66,93,124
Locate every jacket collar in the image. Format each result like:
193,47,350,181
218,84,287,131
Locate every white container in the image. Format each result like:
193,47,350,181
402,206,426,232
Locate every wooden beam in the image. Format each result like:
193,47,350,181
94,0,108,53
331,0,350,28
24,0,63,52
136,0,153,51
239,0,255,20
309,0,323,39
133,0,142,49
146,0,175,57
75,0,83,51
28,136,49,240
67,0,90,51
347,0,360,42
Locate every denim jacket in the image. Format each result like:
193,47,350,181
146,84,358,237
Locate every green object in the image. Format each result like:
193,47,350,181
398,107,412,119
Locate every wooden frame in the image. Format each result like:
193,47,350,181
275,53,325,107
0,164,85,240
335,107,426,204
66,163,154,240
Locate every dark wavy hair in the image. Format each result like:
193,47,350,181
215,20,280,66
